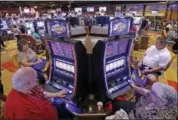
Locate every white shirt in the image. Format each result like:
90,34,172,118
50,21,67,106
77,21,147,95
142,45,171,69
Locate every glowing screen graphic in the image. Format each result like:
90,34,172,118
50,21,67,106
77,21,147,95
50,41,74,60
37,21,44,27
55,60,74,73
106,39,129,58
109,18,131,37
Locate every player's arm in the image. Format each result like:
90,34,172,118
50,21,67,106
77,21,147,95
129,80,150,95
20,58,39,67
43,90,67,98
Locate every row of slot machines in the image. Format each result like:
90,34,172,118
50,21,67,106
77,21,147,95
0,19,11,34
24,19,71,38
44,16,134,114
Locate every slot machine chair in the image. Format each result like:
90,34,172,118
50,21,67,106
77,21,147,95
20,34,43,53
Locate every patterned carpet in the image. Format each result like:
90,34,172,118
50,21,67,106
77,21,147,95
0,32,177,96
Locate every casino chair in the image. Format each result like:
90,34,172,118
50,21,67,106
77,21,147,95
19,34,43,54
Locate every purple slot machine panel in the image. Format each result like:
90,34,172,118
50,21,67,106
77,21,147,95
126,5,144,12
50,41,74,60
106,41,118,58
117,39,129,55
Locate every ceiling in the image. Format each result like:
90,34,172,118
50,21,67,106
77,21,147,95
0,1,162,9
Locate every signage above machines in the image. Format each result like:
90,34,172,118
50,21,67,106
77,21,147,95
46,19,70,38
108,17,133,37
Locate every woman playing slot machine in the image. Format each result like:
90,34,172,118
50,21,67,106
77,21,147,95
17,40,46,84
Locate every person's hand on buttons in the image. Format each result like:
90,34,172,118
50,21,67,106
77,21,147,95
57,89,67,98
36,59,42,64
128,79,136,88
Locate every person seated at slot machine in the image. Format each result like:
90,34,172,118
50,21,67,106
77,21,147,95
132,36,172,88
106,80,177,119
4,67,73,120
11,25,22,41
17,40,46,84
128,80,177,119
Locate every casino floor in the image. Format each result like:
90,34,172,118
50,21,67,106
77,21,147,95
0,31,177,117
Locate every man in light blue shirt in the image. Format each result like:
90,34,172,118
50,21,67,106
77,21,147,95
31,30,41,43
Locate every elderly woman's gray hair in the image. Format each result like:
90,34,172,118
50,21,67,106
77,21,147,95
12,67,38,93
150,82,177,108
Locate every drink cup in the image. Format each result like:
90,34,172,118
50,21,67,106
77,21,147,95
97,101,103,112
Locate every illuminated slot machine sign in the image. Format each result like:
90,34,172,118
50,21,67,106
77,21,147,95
133,17,142,25
46,39,88,105
126,5,144,16
47,19,70,38
25,21,35,35
109,17,133,37
34,20,46,36
145,4,167,16
93,17,133,100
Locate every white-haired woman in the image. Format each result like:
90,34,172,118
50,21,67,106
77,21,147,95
4,67,72,120
106,81,177,119
128,81,177,119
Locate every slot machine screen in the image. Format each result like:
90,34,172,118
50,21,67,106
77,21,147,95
75,8,82,12
87,7,94,12
133,17,142,24
109,18,131,37
99,7,107,12
47,20,70,38
126,5,144,16
49,41,74,60
1,20,8,29
105,39,129,73
37,21,45,27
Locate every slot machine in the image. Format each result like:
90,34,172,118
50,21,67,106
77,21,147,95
0,18,11,36
0,19,9,30
44,19,88,114
34,20,46,36
92,17,134,103
25,20,35,35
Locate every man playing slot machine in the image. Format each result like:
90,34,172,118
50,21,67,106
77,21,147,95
4,67,73,120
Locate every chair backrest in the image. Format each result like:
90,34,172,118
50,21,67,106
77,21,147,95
20,34,36,46
165,51,176,71
12,53,20,69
